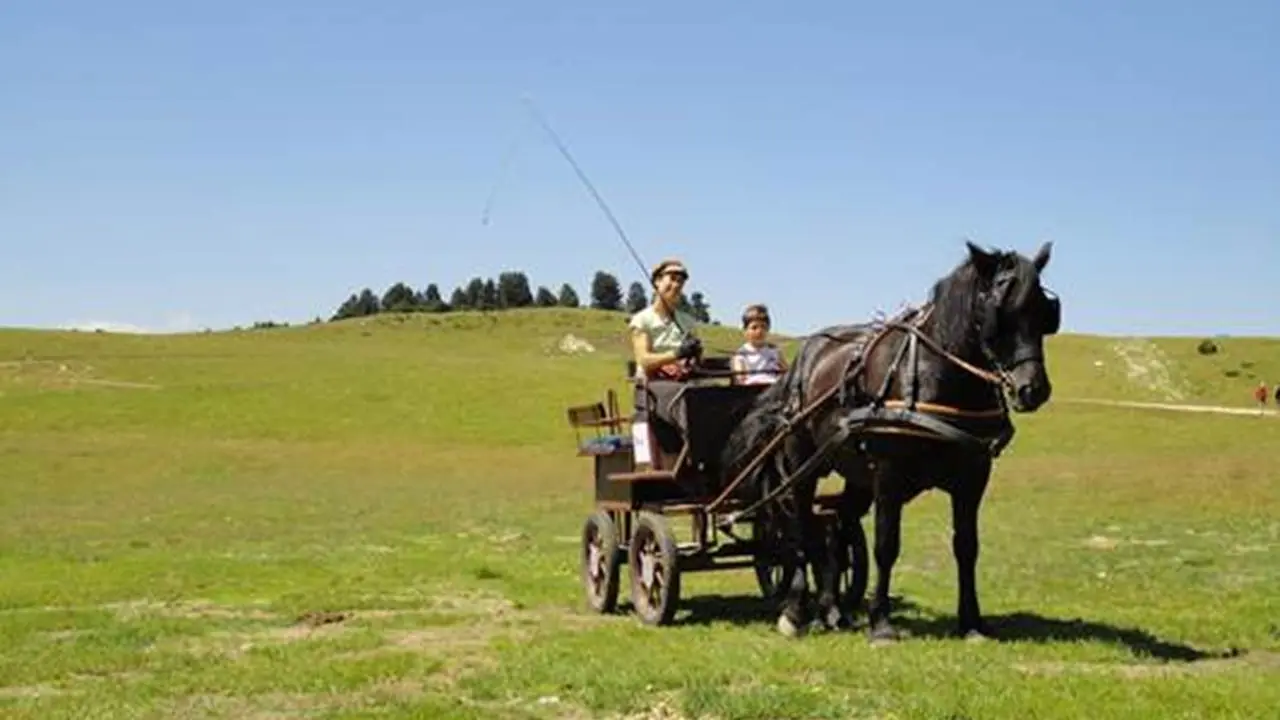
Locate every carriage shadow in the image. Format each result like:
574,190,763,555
662,595,1236,663
673,593,788,628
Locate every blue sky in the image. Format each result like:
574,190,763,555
2,0,1277,336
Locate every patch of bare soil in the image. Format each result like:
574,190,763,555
0,683,72,699
138,589,610,674
83,590,619,715
1013,650,1280,679
346,592,615,685
0,670,151,703
106,598,281,621
0,360,161,391
528,695,710,720
162,682,427,720
1081,535,1175,551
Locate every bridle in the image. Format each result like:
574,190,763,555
973,264,1061,392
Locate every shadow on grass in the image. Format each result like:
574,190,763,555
895,611,1241,662
658,594,1239,663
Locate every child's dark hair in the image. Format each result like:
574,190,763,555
741,303,771,329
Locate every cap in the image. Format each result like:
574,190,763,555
650,258,689,283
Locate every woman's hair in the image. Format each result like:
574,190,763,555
741,303,771,328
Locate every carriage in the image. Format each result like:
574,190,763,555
565,355,852,626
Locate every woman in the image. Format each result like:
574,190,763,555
628,257,702,380
627,258,702,458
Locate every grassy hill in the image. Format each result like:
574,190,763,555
1,310,1277,719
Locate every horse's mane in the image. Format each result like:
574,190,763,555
926,254,992,354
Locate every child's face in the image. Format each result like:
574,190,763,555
744,319,769,344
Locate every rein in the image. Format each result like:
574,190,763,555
706,302,1013,516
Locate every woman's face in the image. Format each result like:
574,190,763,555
655,270,686,304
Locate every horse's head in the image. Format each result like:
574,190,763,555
965,240,1060,413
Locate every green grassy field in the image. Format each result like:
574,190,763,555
1,309,1277,719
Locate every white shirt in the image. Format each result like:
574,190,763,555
735,342,785,384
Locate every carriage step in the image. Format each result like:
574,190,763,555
607,470,677,483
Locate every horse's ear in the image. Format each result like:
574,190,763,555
966,240,1000,278
1032,240,1053,272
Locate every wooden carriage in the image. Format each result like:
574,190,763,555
565,356,846,626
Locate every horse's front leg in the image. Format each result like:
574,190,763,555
866,485,903,644
951,456,993,639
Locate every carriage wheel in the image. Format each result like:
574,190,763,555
628,512,681,626
581,510,622,613
751,514,786,601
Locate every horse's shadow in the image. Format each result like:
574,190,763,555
894,610,1240,662
660,594,1239,663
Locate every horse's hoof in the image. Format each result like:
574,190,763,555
822,606,849,632
777,614,804,639
868,623,899,646
962,625,995,643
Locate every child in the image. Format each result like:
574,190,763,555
731,303,788,385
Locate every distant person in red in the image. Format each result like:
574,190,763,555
1255,381,1268,414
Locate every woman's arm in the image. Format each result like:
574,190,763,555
630,329,681,374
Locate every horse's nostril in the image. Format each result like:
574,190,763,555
1018,384,1036,408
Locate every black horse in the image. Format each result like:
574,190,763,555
718,240,1060,641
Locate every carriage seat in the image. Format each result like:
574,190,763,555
626,357,768,478
680,383,770,476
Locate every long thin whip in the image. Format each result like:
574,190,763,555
518,95,653,288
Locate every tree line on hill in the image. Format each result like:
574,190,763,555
330,270,715,324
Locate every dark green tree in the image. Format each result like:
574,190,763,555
381,282,418,312
497,271,534,308
480,279,499,310
589,271,623,311
331,293,361,321
558,283,580,308
449,286,470,310
624,281,648,313
688,291,711,323
535,286,558,307
464,277,485,307
419,283,447,312
356,288,380,316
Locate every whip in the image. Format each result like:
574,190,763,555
486,93,689,334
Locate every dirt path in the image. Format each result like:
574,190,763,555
1064,398,1278,418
